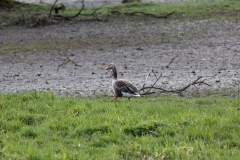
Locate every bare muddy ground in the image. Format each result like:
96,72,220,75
16,0,218,8
0,17,240,97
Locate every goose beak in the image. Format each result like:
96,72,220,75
105,67,109,70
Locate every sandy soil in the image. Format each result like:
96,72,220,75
0,16,240,96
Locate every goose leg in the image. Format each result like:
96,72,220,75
128,98,131,102
111,97,118,101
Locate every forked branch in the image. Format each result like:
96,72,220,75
139,54,210,96
69,0,85,18
58,53,82,67
139,70,210,96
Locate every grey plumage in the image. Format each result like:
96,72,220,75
106,63,140,101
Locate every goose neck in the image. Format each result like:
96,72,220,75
112,66,118,79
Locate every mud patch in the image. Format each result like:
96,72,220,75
0,17,240,96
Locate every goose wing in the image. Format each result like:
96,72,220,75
113,80,138,94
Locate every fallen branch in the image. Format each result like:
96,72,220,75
48,1,174,22
49,0,58,18
142,67,153,90
31,14,44,27
166,54,178,68
69,0,85,18
130,11,175,19
138,53,211,96
143,73,162,95
50,0,110,21
139,68,210,95
58,53,82,67
82,2,110,20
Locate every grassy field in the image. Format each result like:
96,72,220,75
1,1,240,159
0,91,240,159
1,0,240,26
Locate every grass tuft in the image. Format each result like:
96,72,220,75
76,125,111,136
221,140,240,149
21,126,39,138
124,121,166,136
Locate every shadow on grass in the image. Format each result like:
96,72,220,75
124,121,175,137
74,125,111,136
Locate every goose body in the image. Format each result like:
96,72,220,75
106,63,140,101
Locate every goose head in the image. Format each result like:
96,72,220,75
106,63,118,79
105,63,115,70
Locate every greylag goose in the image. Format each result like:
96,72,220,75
106,63,140,101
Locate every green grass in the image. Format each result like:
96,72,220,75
1,0,240,26
102,0,240,20
68,0,240,20
0,91,240,159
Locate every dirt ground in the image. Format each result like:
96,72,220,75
0,16,240,97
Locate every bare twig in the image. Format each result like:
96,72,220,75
142,68,153,89
90,2,110,20
138,52,211,96
31,14,44,27
166,54,178,68
52,0,110,21
69,0,85,18
49,0,58,18
147,73,162,93
58,53,82,67
140,72,162,95
78,2,111,21
139,68,211,96
151,69,158,80
174,76,203,93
